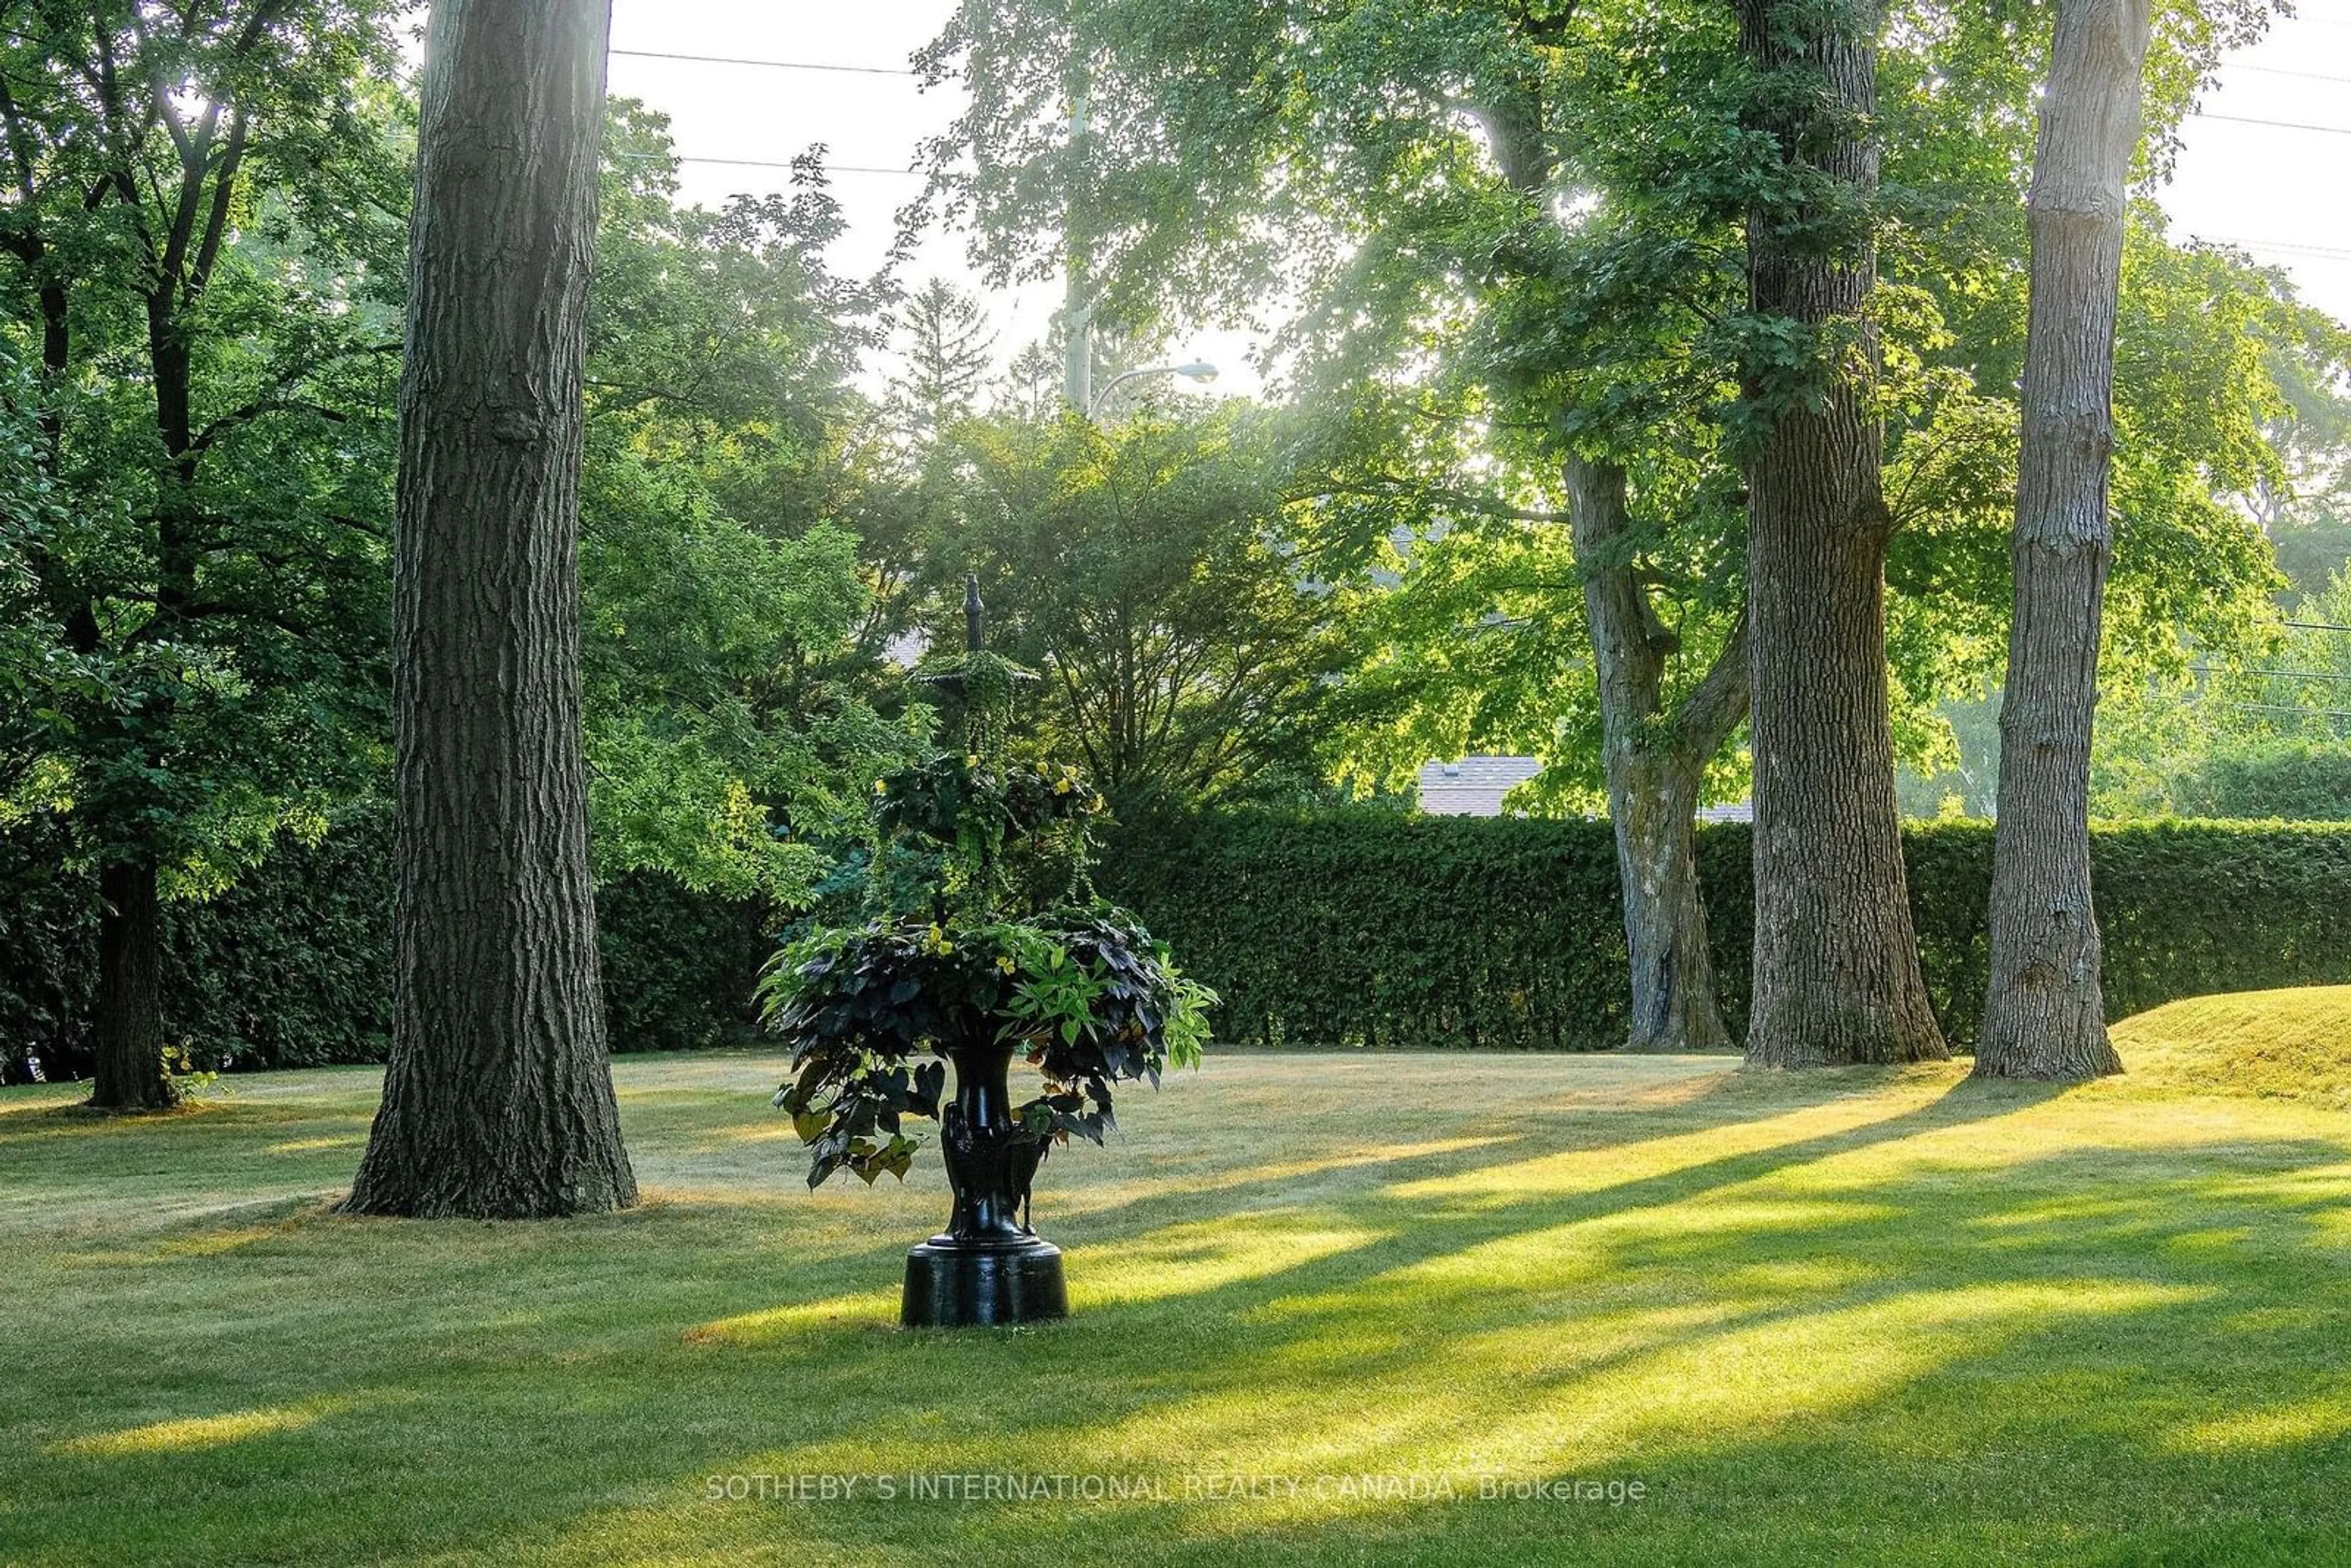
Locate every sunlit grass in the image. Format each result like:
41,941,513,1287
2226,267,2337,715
6,1043,2351,1564
50,1399,343,1457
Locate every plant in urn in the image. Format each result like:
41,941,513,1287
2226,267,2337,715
759,579,1213,1326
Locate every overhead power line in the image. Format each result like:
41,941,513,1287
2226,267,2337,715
2204,702,2351,719
594,49,2351,208
2192,666,2351,685
677,157,917,174
2226,63,2351,87
2207,237,2351,263
609,151,918,175
596,47,2351,109
2193,111,2351,137
598,51,2351,155
609,48,917,77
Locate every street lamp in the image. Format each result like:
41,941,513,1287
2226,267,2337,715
1087,361,1219,417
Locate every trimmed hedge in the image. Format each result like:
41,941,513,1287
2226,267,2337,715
7,808,2348,1076
1097,812,2351,1051
0,807,775,1081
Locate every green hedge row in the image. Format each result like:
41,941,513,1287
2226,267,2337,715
1097,812,2351,1051
8,809,2347,1076
0,807,775,1081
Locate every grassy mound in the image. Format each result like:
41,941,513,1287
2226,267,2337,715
2113,986,2351,1107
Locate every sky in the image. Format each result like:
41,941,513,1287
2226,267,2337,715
606,0,2351,400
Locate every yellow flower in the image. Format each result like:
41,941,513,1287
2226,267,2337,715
964,754,980,769
1090,793,1106,811
996,956,1016,975
1054,778,1073,795
874,779,888,794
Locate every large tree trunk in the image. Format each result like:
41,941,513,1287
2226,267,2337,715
347,0,636,1217
1736,0,1947,1068
1612,751,1733,1052
1976,0,2149,1081
1568,457,1743,1053
88,859,176,1110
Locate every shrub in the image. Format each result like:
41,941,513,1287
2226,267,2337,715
1096,810,1630,1050
0,806,777,1078
1098,812,2351,1051
7,808,2347,1072
598,871,774,1052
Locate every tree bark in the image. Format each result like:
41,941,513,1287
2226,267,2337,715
1567,457,1744,1053
88,859,176,1110
1976,0,2149,1081
1736,0,1947,1068
347,0,636,1217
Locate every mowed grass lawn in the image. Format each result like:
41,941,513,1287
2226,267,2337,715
6,1039,2351,1566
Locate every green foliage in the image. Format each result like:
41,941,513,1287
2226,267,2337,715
9,807,2342,1082
2,85,922,1073
874,751,1107,912
595,871,779,1054
759,906,1210,1187
2091,571,2351,814
0,351,98,807
0,810,394,1082
919,0,2334,806
579,105,923,904
0,0,408,895
883,277,996,445
2175,745,2351,823
1100,812,2351,1052
2274,508,2351,602
1101,809,1631,1050
882,407,1381,811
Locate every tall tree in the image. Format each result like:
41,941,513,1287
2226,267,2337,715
1480,81,1752,1053
1569,460,1749,1052
914,0,2295,1055
579,107,921,906
887,277,996,445
921,0,1768,1048
347,0,634,1217
0,1,404,1109
1978,0,2149,1079
1734,0,1946,1067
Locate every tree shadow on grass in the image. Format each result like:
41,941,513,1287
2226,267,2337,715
641,1120,2351,1566
567,1073,2351,1559
15,1061,2351,1566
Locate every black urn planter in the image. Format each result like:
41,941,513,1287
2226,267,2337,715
901,1037,1068,1327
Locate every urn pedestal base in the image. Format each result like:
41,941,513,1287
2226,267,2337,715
901,1236,1067,1327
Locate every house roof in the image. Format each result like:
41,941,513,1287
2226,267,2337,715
1414,756,1756,822
1417,756,1544,816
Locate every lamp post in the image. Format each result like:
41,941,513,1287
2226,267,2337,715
1086,361,1219,418
1057,63,1220,418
